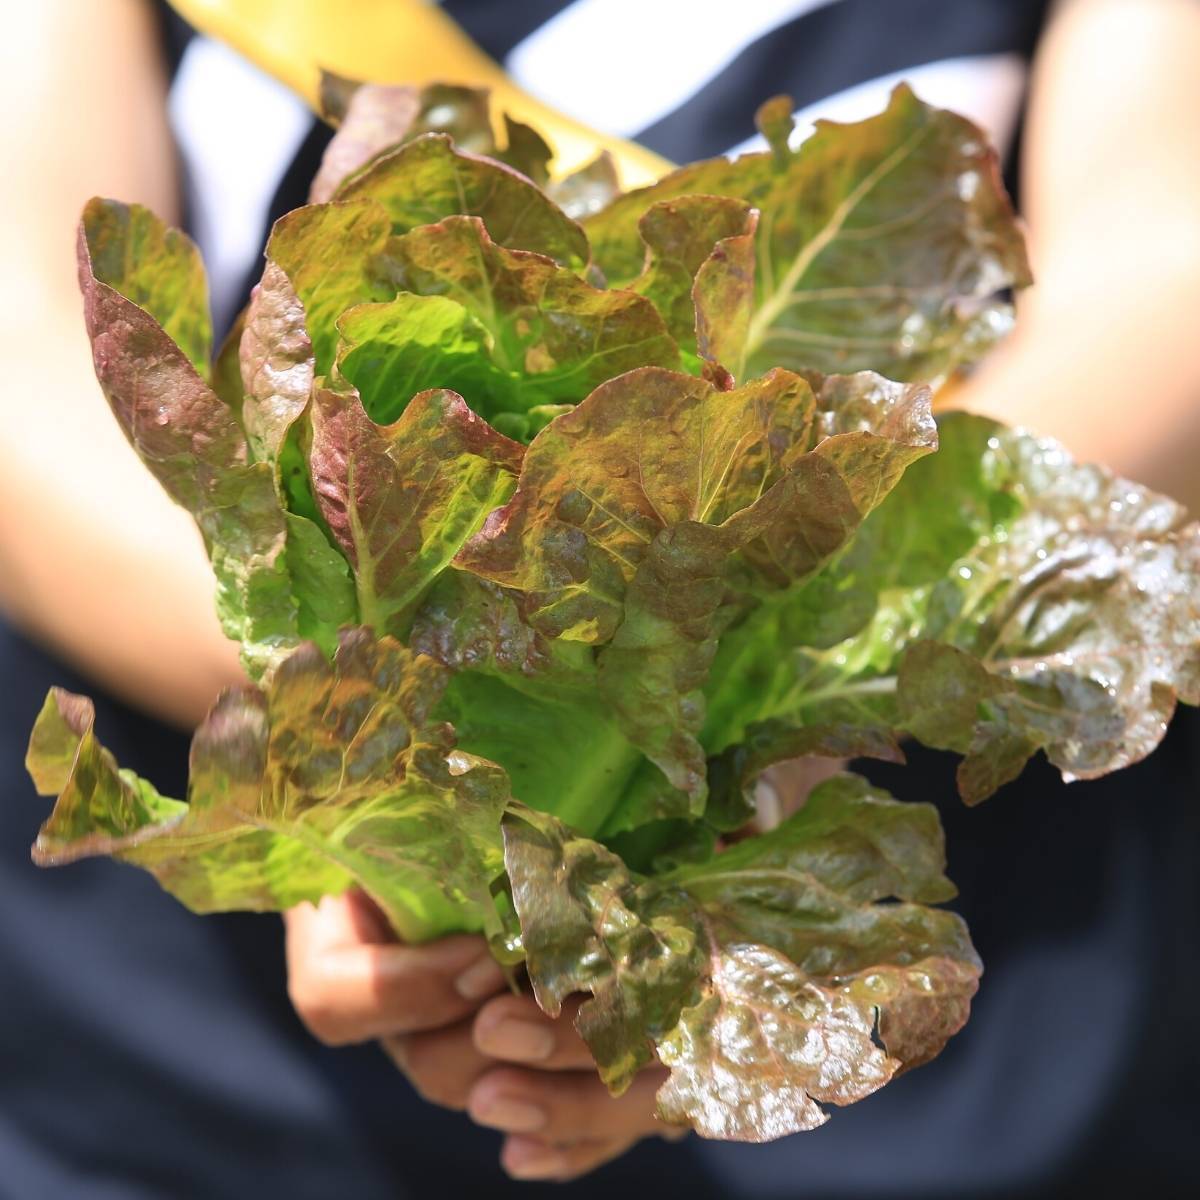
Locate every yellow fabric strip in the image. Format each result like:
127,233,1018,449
167,0,673,186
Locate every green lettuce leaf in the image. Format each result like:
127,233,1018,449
334,293,504,425
705,413,1200,801
408,571,645,836
314,80,487,203
240,259,314,463
78,198,301,676
370,215,679,417
458,367,934,638
898,419,1200,798
314,77,554,203
264,208,677,436
265,200,394,375
495,114,555,186
236,257,359,655
459,365,934,824
309,384,523,638
338,133,588,267
547,151,621,220
584,86,1031,384
630,194,757,365
504,774,978,1141
211,307,247,411
27,631,511,943
45,85,1200,1145
281,511,358,658
693,206,759,383
80,194,213,374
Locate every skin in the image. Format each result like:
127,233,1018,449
285,892,682,1180
0,0,242,728
4,0,1198,1183
956,0,1200,515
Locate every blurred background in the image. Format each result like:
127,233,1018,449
1,1,1197,1197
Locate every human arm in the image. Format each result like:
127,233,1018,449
0,0,243,728
957,0,1200,513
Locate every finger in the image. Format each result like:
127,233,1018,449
500,1134,640,1182
472,992,595,1070
466,1064,669,1145
380,1017,492,1111
285,895,506,1045
289,935,499,1043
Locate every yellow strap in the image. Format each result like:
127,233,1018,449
167,0,673,187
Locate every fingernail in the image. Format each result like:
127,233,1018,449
454,955,506,1000
472,1096,547,1134
507,1146,568,1180
478,1018,555,1062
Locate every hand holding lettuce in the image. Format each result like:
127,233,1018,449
27,83,1198,1142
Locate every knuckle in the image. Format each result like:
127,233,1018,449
287,977,348,1046
536,1078,650,1141
478,992,536,1024
369,965,442,1034
399,1036,469,1110
471,1066,532,1103
300,1006,349,1046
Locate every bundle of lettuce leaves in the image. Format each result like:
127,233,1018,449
26,81,1198,1141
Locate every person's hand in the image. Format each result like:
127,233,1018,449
408,988,680,1181
284,890,508,1046
285,890,684,1181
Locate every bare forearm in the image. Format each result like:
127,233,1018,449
957,258,1200,513
0,0,243,726
959,0,1200,512
0,322,243,727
